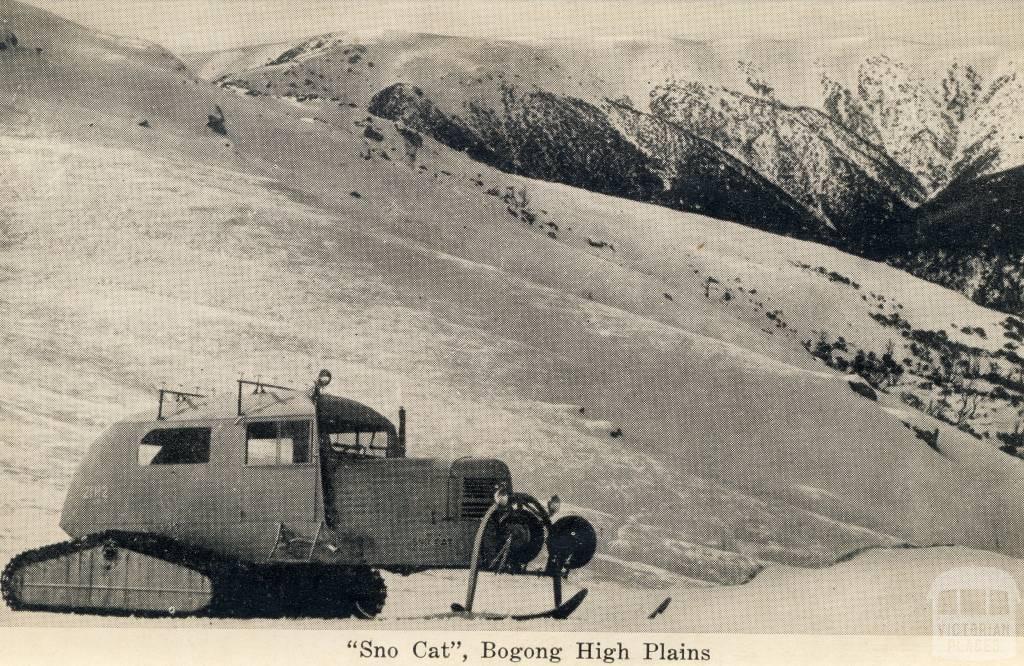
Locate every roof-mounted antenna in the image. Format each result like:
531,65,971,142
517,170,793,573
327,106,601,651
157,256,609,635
157,386,206,420
157,382,167,420
237,375,296,416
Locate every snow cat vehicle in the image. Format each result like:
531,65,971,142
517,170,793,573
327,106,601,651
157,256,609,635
2,371,597,620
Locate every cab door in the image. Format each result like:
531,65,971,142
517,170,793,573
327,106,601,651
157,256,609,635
235,418,319,527
131,422,217,526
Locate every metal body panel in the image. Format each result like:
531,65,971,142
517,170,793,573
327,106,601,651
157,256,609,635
226,419,320,524
319,456,511,568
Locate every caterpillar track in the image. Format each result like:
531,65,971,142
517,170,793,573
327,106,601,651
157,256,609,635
2,531,387,619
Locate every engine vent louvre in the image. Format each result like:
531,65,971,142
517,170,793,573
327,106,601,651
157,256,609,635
461,477,500,520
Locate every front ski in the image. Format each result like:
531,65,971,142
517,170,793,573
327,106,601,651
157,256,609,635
448,588,588,621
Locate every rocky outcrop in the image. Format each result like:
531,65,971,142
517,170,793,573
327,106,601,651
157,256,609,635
0,30,18,51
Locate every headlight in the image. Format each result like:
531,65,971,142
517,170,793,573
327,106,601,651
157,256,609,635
317,369,332,387
547,494,561,516
494,483,510,507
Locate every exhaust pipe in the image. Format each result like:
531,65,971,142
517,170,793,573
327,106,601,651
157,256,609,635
396,406,406,457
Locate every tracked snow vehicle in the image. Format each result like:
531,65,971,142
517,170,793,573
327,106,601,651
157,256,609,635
2,371,597,619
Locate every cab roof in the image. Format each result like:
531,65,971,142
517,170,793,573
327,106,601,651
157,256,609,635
126,387,395,432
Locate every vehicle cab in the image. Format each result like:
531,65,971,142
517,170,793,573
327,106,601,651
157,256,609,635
60,377,513,569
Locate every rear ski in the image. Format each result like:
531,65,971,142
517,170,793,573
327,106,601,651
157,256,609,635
648,596,672,619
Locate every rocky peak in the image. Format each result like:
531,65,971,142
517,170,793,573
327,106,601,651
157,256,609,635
0,29,18,51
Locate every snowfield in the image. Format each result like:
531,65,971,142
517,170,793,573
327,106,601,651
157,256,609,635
3,547,1023,635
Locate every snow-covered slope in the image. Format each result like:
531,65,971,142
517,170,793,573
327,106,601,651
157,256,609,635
200,33,925,255
3,1,1024,610
195,33,1024,311
195,32,1024,201
366,82,823,241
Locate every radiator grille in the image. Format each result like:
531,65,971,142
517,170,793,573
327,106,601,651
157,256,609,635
461,477,500,520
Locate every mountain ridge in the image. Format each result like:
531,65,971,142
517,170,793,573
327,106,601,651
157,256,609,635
192,32,1024,315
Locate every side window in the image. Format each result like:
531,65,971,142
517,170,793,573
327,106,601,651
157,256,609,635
245,422,278,465
246,421,311,465
139,427,211,465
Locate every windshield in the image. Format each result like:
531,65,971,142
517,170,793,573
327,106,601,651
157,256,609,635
321,428,391,458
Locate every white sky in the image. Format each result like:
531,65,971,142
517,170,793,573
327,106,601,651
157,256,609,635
27,0,1024,54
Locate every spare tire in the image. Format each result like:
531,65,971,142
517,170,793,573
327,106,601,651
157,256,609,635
547,515,597,570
